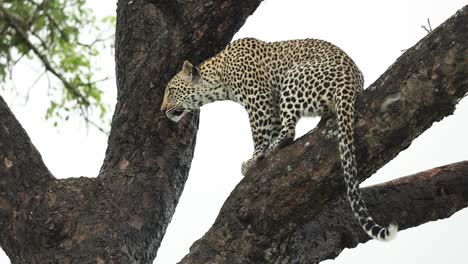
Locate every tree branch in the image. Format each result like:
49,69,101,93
0,96,54,188
179,161,468,263
278,160,468,263
0,95,54,260
179,6,468,263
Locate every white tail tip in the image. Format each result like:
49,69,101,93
385,223,398,241
366,223,398,241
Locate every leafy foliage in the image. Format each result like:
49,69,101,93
0,0,114,131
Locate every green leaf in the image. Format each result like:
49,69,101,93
0,0,115,131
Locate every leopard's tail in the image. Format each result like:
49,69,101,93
334,86,398,241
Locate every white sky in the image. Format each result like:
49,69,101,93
1,0,467,263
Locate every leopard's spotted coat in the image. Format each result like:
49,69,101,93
161,38,397,241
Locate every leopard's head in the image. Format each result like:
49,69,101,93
161,61,202,122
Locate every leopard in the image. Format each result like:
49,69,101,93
160,37,397,241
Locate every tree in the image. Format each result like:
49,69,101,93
0,1,466,263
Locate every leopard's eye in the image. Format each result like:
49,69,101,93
168,90,177,100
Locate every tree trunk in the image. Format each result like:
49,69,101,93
178,6,468,264
0,1,466,264
0,0,263,263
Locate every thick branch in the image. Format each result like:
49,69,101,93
281,161,468,263
0,97,54,188
0,96,54,260
180,161,468,263
179,6,468,264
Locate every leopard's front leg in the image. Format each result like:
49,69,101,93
266,87,300,156
241,104,280,176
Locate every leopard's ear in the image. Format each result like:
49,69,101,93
181,60,200,84
181,60,193,76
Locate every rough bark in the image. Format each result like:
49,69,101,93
180,161,468,264
179,6,468,264
0,0,264,263
280,161,468,263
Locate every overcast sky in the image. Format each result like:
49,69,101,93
1,0,467,263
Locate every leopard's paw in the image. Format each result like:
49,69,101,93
241,159,255,176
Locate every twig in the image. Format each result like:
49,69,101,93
23,70,47,104
402,18,433,52
421,18,432,33
77,34,115,48
83,115,110,135
78,103,109,135
85,76,113,87
30,31,50,50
